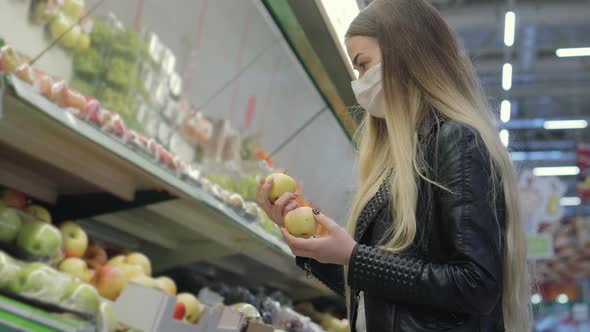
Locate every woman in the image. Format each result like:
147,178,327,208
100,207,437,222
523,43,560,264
255,0,530,331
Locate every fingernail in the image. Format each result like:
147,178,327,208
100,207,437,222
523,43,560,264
312,208,320,215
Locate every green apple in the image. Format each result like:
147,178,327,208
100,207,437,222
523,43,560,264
62,281,100,314
58,257,87,280
60,221,88,258
284,207,317,239
0,206,22,244
61,0,85,20
24,204,52,223
76,33,90,52
98,300,116,332
265,173,296,202
16,221,63,258
9,263,57,297
0,251,21,288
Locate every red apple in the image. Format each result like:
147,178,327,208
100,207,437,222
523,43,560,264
1,189,26,210
64,88,87,113
82,97,100,120
50,80,68,105
103,115,128,138
15,63,34,85
84,243,107,268
34,70,55,98
93,265,127,300
174,302,186,320
176,293,204,323
60,221,88,258
88,108,113,127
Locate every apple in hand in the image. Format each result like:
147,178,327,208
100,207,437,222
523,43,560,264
62,281,100,314
265,173,297,202
16,221,62,258
284,207,317,239
60,221,88,258
58,257,88,280
176,293,204,323
84,243,107,268
24,204,52,223
126,252,151,276
174,302,186,320
1,189,26,210
0,251,21,288
155,276,177,295
0,206,22,244
93,265,127,300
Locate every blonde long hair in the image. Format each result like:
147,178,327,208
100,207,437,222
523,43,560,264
345,1,530,330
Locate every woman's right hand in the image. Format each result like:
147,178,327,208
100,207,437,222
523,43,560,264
255,174,299,227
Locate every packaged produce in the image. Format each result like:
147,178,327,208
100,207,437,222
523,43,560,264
31,0,63,24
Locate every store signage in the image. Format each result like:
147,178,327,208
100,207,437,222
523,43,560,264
519,170,566,234
527,234,554,259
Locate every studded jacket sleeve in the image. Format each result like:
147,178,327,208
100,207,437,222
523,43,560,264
347,122,504,315
295,256,345,297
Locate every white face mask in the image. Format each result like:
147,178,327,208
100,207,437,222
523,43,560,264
351,63,385,118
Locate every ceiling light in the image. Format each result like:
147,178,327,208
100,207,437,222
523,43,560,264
556,47,590,58
560,196,581,206
504,11,516,47
499,129,509,147
533,166,580,177
544,120,588,130
556,293,569,304
531,293,542,305
502,63,512,91
500,100,511,123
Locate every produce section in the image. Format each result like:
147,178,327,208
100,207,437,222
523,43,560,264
0,0,350,331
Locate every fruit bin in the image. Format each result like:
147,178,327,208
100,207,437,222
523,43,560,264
113,283,245,332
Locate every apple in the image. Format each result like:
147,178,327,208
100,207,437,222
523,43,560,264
84,243,107,268
174,302,186,320
1,189,26,210
99,300,117,332
15,63,35,85
84,269,96,284
50,14,81,49
0,251,21,288
284,207,317,239
24,204,52,223
176,293,204,323
58,257,88,280
34,70,55,98
129,274,157,288
107,255,126,266
265,173,297,202
9,263,58,298
119,264,144,280
0,206,22,244
126,252,151,276
61,0,85,19
76,32,90,52
0,46,20,73
60,221,88,258
64,88,87,113
16,221,62,258
50,13,71,39
93,265,127,300
62,281,100,314
154,276,176,295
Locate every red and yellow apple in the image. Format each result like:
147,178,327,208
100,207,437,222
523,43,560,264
60,221,88,258
265,173,297,202
284,207,317,239
84,268,96,284
1,189,26,210
84,243,108,268
93,265,127,300
176,293,204,323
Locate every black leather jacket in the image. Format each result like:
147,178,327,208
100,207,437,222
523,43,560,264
297,120,506,331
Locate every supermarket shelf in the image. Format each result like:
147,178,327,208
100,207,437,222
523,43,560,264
0,75,331,298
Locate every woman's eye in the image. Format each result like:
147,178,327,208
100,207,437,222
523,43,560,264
359,63,367,70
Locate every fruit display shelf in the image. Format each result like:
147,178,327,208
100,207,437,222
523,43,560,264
0,76,330,299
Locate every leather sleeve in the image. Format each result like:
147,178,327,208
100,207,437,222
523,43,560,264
347,122,504,315
296,256,345,297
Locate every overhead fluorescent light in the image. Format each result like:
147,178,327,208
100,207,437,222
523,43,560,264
556,47,590,58
502,63,512,91
543,120,588,130
533,166,580,177
504,11,516,47
560,196,581,206
500,100,511,123
499,129,509,147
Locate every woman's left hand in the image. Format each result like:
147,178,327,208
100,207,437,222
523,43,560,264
281,210,357,266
